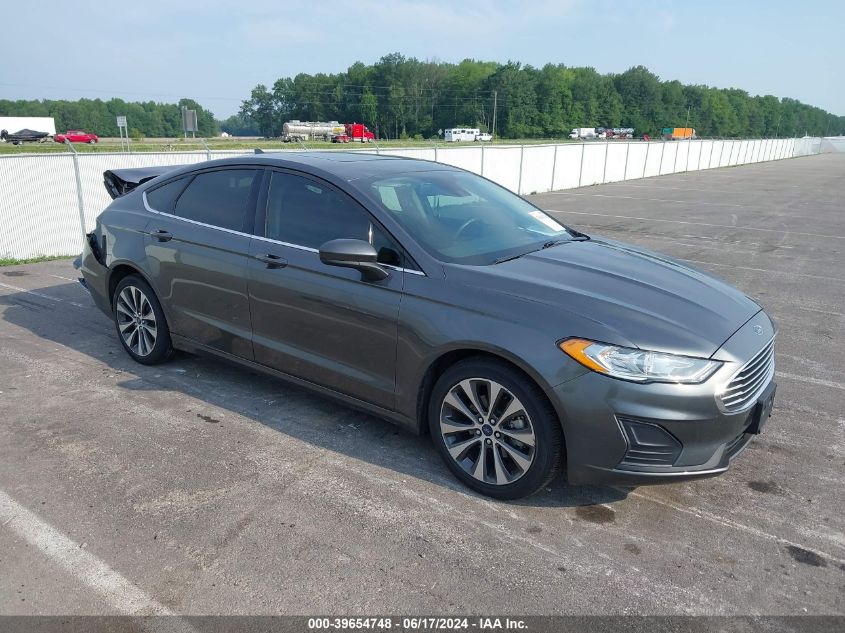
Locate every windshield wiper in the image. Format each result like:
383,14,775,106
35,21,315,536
493,252,529,264
494,233,590,264
541,235,589,250
541,239,567,249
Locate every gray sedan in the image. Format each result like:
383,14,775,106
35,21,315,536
79,152,776,499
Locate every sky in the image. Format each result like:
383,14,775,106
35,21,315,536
1,0,842,119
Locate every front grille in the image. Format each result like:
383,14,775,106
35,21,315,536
718,337,775,413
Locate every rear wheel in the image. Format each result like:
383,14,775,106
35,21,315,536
112,275,173,365
429,358,563,500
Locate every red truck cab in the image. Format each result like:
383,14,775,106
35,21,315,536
344,123,375,142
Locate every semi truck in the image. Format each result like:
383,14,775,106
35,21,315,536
282,120,345,142
662,127,696,140
343,122,375,142
569,127,596,139
282,120,375,142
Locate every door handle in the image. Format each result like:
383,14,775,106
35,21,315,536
255,253,288,269
148,229,172,242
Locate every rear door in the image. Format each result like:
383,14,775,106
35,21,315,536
247,169,406,409
143,167,263,359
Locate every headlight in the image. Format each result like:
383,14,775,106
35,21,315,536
559,338,721,384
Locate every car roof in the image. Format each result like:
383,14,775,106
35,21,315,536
202,151,459,182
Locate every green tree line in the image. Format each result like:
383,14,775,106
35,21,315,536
0,97,218,138
235,54,844,140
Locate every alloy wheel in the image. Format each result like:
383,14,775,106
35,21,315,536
439,378,536,486
116,285,157,357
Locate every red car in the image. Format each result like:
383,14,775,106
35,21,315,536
331,134,351,143
55,130,99,144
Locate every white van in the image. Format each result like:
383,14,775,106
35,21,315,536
445,128,480,142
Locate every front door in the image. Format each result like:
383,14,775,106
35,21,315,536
247,170,405,410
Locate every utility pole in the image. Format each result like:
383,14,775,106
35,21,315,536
491,90,497,141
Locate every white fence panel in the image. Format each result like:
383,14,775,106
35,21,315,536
724,141,736,166
379,148,436,161
643,142,662,177
698,140,713,169
659,143,676,174
603,143,628,183
518,145,554,194
624,143,648,180
735,140,746,165
0,155,80,259
686,141,702,171
739,140,749,164
551,144,582,190
719,140,732,167
481,146,521,192
670,142,684,173
435,146,482,174
579,143,607,186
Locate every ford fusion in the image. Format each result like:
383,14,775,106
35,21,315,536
79,153,776,499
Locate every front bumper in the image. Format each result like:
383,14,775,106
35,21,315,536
549,311,776,486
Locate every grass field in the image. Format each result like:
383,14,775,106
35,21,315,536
0,255,74,267
0,136,583,155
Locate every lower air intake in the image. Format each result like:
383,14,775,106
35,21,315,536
617,416,683,468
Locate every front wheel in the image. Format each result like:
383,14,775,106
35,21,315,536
429,358,563,500
112,275,173,365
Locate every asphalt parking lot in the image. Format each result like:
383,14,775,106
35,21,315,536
1,153,843,616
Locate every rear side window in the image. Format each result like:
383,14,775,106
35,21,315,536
146,177,190,213
174,169,257,232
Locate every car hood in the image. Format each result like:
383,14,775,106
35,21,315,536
449,238,760,358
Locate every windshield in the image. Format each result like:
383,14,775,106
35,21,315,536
364,170,573,265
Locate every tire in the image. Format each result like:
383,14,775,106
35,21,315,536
429,358,563,500
112,275,173,365
88,139,97,144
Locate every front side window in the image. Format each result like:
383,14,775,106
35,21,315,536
364,170,574,265
265,172,402,266
173,169,257,232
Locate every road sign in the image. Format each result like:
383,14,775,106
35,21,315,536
181,107,198,136
116,115,129,151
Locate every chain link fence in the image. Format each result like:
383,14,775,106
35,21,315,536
0,137,821,260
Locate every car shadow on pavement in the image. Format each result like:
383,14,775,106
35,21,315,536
1,282,630,509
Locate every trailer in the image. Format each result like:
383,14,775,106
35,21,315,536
569,127,596,140
662,127,696,140
282,120,345,142
0,116,56,142
445,128,480,142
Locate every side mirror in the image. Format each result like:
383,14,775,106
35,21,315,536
319,238,389,282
